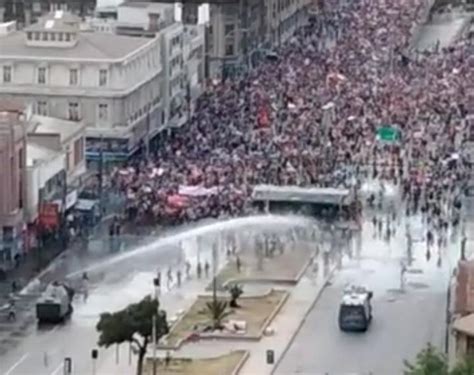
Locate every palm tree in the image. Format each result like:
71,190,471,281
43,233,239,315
229,284,243,308
205,299,231,330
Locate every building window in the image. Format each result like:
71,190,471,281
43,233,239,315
99,69,107,87
3,66,11,83
50,32,56,41
27,32,32,40
68,102,79,121
73,137,84,166
42,32,48,41
36,101,48,116
38,67,46,84
224,24,234,36
225,42,234,56
98,103,108,121
34,32,40,40
58,32,64,41
69,69,78,85
65,33,71,42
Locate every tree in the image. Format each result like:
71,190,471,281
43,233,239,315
205,299,231,330
403,343,448,375
451,358,474,375
405,343,474,375
96,296,169,375
229,284,244,308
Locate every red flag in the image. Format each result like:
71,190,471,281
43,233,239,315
258,105,270,128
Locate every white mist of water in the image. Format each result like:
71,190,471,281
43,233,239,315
68,214,313,278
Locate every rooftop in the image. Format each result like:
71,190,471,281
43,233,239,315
0,27,155,61
252,185,353,205
25,11,81,32
26,142,60,167
119,1,168,10
28,115,85,143
0,98,26,113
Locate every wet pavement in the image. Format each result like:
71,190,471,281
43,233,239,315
413,13,471,51
0,215,310,375
274,212,458,375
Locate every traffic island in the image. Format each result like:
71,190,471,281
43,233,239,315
208,247,313,291
145,350,249,375
160,289,288,349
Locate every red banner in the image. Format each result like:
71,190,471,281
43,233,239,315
39,203,59,230
258,106,270,128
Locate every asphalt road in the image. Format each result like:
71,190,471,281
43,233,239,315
274,214,455,375
414,14,470,51
0,215,306,375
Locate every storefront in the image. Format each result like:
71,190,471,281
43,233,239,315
86,137,130,171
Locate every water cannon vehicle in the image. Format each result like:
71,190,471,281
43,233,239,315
36,281,75,323
338,285,373,332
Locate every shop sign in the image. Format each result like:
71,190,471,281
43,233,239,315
65,190,78,210
39,203,59,230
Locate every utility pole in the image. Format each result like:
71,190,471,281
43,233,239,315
212,242,218,305
278,0,282,48
241,0,249,71
145,108,150,160
152,314,157,375
61,169,68,249
98,135,104,219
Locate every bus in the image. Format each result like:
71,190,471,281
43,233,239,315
251,184,360,223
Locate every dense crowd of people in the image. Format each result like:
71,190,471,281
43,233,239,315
112,0,473,225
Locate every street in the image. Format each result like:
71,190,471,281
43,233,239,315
274,212,457,375
0,215,303,375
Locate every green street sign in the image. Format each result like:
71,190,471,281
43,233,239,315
377,126,400,142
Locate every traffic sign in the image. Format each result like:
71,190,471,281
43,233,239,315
377,126,400,142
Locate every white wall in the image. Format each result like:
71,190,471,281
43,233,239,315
25,152,65,221
0,47,161,91
117,5,150,29
0,35,163,149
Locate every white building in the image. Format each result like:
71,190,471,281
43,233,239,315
0,10,163,162
25,142,66,222
95,2,206,130
25,115,87,222
182,24,205,116
28,115,87,185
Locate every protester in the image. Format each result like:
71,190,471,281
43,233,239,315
111,0,472,227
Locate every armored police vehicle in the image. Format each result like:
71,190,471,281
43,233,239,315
36,281,75,323
338,285,373,332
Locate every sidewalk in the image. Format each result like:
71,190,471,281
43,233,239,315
96,254,337,375
96,271,225,374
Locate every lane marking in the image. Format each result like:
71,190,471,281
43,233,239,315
50,363,63,375
5,353,29,375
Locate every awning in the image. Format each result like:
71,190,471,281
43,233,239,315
75,199,98,211
453,313,474,337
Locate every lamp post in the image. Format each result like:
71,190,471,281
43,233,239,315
152,276,160,375
212,242,218,304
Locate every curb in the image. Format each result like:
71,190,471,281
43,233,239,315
232,351,250,375
270,264,339,375
257,290,290,338
160,289,289,350
217,251,315,291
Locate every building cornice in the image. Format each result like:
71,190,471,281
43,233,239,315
0,35,159,65
0,70,162,99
